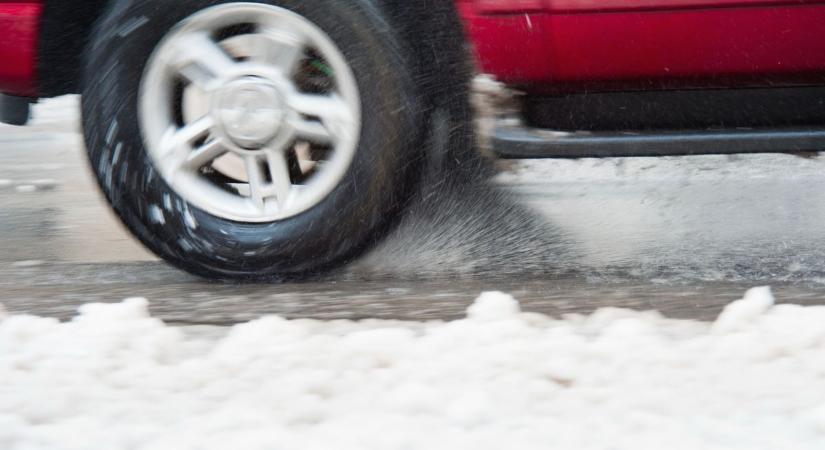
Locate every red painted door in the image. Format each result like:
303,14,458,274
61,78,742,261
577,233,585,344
543,0,822,12
460,0,825,92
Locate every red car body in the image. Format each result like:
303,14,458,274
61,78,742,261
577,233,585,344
0,2,41,96
458,0,825,92
2,0,825,96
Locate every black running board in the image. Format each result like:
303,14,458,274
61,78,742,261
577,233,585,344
493,125,825,159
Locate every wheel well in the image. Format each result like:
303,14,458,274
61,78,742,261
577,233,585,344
375,0,481,178
37,0,474,97
377,0,474,104
38,0,110,97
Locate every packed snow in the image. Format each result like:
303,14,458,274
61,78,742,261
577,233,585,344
2,288,825,450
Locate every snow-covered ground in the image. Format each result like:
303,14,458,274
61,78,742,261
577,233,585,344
3,288,825,450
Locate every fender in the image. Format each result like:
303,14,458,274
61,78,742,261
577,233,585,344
30,0,472,99
38,0,108,97
377,0,482,179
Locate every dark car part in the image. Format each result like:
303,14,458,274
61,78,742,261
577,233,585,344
0,95,33,126
494,126,825,159
488,85,825,158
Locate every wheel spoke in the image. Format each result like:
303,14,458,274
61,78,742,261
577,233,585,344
184,139,228,169
245,155,268,210
159,116,215,160
288,93,348,119
257,26,305,76
264,149,293,204
289,117,333,145
156,117,222,178
170,32,237,90
287,93,355,141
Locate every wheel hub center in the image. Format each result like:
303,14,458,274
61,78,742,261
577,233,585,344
214,77,285,149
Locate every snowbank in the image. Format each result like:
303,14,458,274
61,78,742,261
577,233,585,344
2,288,825,450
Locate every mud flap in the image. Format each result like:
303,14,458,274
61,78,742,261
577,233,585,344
0,94,33,126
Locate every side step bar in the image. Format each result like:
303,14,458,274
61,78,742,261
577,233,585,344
493,125,825,159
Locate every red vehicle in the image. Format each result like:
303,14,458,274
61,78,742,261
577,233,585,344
1,0,824,279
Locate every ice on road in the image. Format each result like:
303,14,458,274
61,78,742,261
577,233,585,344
3,288,825,450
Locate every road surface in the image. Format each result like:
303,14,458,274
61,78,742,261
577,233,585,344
3,96,825,323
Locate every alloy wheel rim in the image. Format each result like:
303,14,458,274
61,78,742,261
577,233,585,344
139,2,361,223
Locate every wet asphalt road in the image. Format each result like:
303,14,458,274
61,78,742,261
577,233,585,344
3,96,825,324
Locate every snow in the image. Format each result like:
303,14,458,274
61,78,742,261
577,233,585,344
2,288,825,449
711,286,774,333
465,291,521,320
0,179,59,193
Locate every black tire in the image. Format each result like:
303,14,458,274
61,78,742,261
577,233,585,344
81,0,474,280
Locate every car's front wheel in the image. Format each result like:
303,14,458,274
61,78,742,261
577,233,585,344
81,0,458,279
